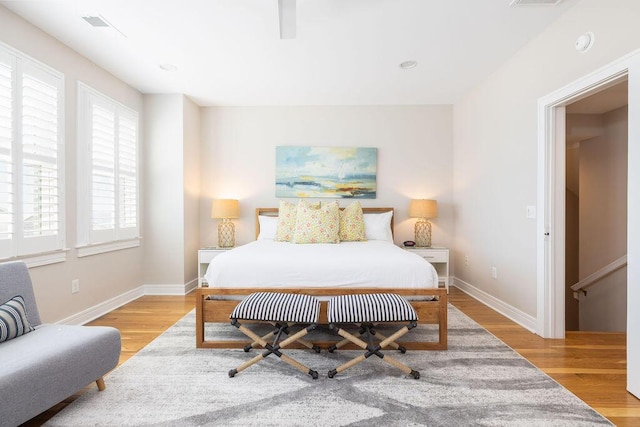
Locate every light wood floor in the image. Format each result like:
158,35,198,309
23,287,640,426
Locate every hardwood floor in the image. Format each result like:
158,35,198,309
23,288,640,426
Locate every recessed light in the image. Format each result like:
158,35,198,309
399,60,418,70
159,63,178,72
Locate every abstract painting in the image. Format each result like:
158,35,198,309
276,146,377,198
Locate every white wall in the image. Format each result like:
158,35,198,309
143,94,201,289
0,6,144,322
183,97,201,284
199,106,453,248
143,94,186,286
452,0,640,396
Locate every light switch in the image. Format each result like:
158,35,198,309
526,205,536,219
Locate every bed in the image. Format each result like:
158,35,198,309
195,207,447,350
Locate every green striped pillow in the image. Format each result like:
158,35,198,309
0,295,35,343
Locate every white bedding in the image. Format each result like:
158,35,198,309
204,240,438,289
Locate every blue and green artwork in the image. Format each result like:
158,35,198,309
276,146,377,199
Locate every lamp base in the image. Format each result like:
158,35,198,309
218,220,235,248
414,219,432,247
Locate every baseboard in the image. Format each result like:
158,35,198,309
57,286,145,326
144,278,198,295
57,278,199,326
452,277,537,333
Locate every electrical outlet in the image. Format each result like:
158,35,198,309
491,267,498,279
464,255,469,266
71,279,80,294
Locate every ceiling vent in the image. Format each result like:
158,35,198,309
82,15,109,27
510,0,563,5
81,15,126,37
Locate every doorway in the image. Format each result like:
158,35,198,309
536,49,640,397
564,80,628,332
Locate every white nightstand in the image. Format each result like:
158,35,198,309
404,246,450,293
198,247,234,287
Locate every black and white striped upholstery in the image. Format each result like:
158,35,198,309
328,293,417,323
230,292,320,323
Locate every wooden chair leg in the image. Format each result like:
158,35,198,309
96,377,106,391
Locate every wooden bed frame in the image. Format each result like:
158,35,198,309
195,207,448,351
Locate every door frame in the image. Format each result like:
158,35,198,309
536,51,638,340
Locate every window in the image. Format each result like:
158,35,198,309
0,44,65,262
77,83,139,256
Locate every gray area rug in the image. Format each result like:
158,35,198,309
46,306,612,426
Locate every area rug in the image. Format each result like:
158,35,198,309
45,306,611,426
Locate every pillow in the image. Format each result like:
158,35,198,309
276,200,297,242
292,200,340,244
276,200,320,242
0,295,35,343
257,215,278,240
363,211,394,242
339,201,366,242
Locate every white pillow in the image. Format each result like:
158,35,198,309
363,211,393,242
257,215,279,240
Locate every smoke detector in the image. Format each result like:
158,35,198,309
575,32,594,53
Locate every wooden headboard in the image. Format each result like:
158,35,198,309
255,206,394,239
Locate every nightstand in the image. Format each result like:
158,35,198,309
404,246,450,293
198,247,233,287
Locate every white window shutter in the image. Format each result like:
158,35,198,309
0,45,64,260
79,83,139,249
118,112,137,236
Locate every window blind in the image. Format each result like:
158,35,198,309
78,83,139,249
0,45,64,260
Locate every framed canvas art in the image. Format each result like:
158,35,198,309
276,146,377,198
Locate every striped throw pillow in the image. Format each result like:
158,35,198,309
0,295,35,343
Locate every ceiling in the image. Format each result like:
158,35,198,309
0,0,579,106
566,79,628,114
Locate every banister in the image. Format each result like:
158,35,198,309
571,255,627,299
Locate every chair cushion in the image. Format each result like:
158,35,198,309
328,293,418,323
0,295,34,343
230,292,320,323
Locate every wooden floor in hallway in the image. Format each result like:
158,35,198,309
22,287,640,426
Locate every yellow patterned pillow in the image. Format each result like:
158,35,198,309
339,201,367,241
276,200,320,242
292,200,340,244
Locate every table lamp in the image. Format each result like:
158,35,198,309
409,199,437,247
211,199,240,248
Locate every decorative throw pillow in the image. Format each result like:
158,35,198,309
0,295,34,343
257,215,279,240
363,211,394,242
276,200,320,242
339,201,366,241
276,200,298,242
292,200,340,244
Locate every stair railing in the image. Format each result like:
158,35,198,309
571,254,627,300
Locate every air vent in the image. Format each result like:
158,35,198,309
82,16,109,27
510,0,563,5
81,15,126,38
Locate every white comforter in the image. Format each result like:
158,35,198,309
204,240,438,289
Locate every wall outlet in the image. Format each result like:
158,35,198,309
491,267,498,279
71,279,80,294
464,255,469,266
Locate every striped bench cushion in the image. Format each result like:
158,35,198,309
230,292,320,324
328,293,418,323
